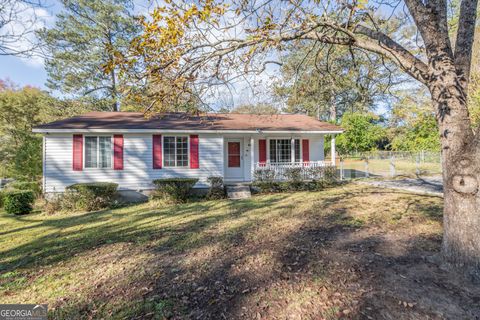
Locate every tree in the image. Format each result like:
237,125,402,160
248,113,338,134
38,0,141,111
0,0,46,56
0,85,82,180
389,88,441,152
335,112,387,153
274,42,403,122
119,0,480,269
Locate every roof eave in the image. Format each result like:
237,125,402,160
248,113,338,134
32,128,343,134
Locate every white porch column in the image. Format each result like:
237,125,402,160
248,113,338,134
250,136,255,179
331,135,336,165
291,138,295,163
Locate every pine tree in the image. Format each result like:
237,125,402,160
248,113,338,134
38,0,140,111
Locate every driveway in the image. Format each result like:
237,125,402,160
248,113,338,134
359,176,443,197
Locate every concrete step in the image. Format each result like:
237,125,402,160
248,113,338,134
226,185,251,199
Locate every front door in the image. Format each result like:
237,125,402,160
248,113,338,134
225,139,244,181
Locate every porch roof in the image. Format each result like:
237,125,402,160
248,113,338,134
33,112,343,133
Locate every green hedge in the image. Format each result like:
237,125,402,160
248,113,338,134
65,182,118,211
4,190,35,215
153,178,198,203
6,181,42,197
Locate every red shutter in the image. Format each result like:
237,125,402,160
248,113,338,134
302,139,310,163
190,135,199,169
72,134,83,171
153,135,162,169
259,139,267,165
113,135,124,170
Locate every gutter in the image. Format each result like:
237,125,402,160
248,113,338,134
32,128,344,134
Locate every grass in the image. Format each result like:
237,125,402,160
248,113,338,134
0,183,476,319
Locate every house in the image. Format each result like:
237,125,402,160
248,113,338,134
33,112,343,194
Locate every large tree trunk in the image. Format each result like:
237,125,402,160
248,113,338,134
430,68,480,270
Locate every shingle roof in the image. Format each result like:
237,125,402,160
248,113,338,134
33,112,343,132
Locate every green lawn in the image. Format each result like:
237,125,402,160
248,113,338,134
0,184,477,319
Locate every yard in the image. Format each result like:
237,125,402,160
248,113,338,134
0,183,479,319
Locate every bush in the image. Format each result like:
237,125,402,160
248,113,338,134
253,168,276,182
283,167,304,189
64,182,118,211
206,176,225,200
6,181,42,197
308,166,338,182
4,190,35,215
0,190,4,208
153,178,198,203
44,195,62,214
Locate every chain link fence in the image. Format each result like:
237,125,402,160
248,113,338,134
337,151,442,180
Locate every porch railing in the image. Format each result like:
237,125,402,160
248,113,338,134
253,161,336,181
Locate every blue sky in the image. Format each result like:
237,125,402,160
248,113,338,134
0,55,48,89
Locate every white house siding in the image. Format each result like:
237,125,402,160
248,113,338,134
43,132,327,192
43,133,223,193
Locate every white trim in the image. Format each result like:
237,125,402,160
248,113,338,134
224,138,245,181
250,137,254,181
34,128,343,134
162,135,190,168
331,134,336,165
267,137,302,163
42,136,46,192
83,135,113,170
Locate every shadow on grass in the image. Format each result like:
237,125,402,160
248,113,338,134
0,195,286,272
4,186,474,320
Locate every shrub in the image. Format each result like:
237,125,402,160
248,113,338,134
44,195,63,214
253,168,278,192
65,182,118,211
7,181,42,197
283,167,303,182
283,167,305,190
4,190,35,215
0,190,4,208
206,176,225,200
323,166,337,182
153,178,198,203
253,168,276,182
308,166,338,183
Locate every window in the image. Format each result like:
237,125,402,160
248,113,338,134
164,136,189,167
85,136,112,168
269,139,301,163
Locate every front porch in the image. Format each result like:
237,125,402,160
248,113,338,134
223,134,338,183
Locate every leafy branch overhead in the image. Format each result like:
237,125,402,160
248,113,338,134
115,0,432,111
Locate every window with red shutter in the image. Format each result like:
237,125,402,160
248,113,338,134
190,135,199,169
113,135,124,170
72,134,83,171
153,135,162,169
302,139,309,162
258,139,267,165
